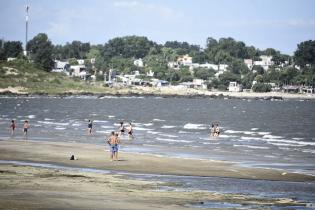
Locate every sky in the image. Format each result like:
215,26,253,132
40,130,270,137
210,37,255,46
1,0,315,55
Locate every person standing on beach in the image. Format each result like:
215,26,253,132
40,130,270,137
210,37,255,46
10,120,16,136
118,121,125,136
107,131,119,161
23,120,29,137
87,120,93,134
127,122,134,140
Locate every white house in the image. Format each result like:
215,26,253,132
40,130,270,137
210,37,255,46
70,65,87,78
228,82,242,92
52,60,70,75
253,55,273,70
134,58,144,67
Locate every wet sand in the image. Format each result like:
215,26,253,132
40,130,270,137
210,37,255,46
0,139,313,209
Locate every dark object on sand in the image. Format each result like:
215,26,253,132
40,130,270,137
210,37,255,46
70,155,75,160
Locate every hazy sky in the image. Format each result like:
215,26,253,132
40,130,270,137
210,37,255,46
1,0,315,55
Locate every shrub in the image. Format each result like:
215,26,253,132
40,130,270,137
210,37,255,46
252,83,272,92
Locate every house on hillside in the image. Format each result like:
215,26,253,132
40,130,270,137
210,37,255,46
52,60,70,75
253,55,273,70
179,79,207,90
70,65,90,80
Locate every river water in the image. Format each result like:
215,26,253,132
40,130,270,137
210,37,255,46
0,96,315,175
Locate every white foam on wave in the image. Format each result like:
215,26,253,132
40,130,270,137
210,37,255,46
108,115,115,118
241,136,264,141
147,131,160,135
38,121,69,126
263,134,283,139
54,127,66,130
243,131,256,135
101,125,114,129
72,123,81,127
28,115,36,119
251,128,259,131
96,130,110,134
219,134,237,138
153,119,165,122
157,133,179,138
302,149,315,154
142,123,153,127
203,142,219,145
133,127,154,131
233,144,269,150
292,137,304,140
178,130,190,134
155,137,192,143
161,125,176,129
266,139,315,146
224,130,244,134
44,118,54,121
93,120,108,123
183,123,206,130
257,132,271,135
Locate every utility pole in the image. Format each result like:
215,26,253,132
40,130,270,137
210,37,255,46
24,4,29,56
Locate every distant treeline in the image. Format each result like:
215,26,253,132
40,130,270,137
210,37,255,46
0,34,314,91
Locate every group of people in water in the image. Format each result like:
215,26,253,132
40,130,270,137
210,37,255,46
8,118,220,161
9,120,30,137
210,123,221,137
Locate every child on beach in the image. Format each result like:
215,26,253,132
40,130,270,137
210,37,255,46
23,120,29,137
10,120,16,136
87,120,93,134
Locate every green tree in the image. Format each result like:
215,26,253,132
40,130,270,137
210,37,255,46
3,41,23,58
241,72,255,89
103,36,156,60
294,40,315,68
194,68,215,80
218,71,241,87
144,54,168,79
228,59,249,74
252,65,265,75
68,58,78,65
254,75,264,83
27,33,54,71
0,39,6,60
252,83,272,92
279,66,299,85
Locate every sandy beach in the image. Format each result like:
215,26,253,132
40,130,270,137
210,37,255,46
0,139,314,209
1,86,314,100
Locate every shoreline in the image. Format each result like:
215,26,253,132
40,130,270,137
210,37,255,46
0,139,314,209
0,139,314,182
0,86,314,100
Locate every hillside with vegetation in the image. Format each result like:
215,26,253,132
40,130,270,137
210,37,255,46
0,59,108,94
